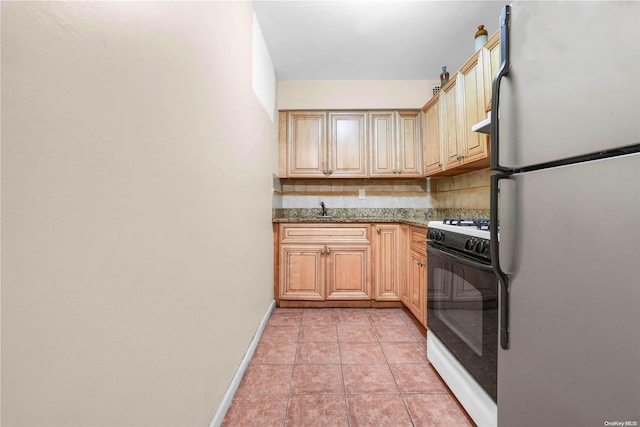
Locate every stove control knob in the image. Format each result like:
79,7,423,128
428,229,436,240
437,231,445,241
465,238,476,251
476,241,488,254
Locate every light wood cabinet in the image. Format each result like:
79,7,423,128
280,111,367,179
422,94,442,176
373,224,405,301
404,226,427,327
396,111,423,177
280,244,325,300
439,74,463,170
369,111,422,177
458,49,490,165
326,245,371,300
285,112,327,178
278,224,371,301
328,112,368,178
483,31,501,104
369,111,396,177
421,33,498,177
280,110,422,179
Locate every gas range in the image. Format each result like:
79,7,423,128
427,218,491,261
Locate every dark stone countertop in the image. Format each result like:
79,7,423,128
272,208,490,228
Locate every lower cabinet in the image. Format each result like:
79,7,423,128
373,224,405,301
276,222,426,323
278,224,372,301
402,226,428,327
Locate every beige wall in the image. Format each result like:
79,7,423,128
1,2,277,426
278,80,439,110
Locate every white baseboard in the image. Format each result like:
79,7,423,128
209,299,276,427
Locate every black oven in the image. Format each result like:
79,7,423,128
427,237,498,402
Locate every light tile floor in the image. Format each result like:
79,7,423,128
222,307,475,426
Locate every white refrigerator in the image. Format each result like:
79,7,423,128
490,2,640,426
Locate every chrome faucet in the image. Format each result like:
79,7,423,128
320,201,327,216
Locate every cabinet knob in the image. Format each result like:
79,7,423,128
323,169,328,174
326,249,331,255
376,227,382,233
417,239,424,243
328,170,333,175
438,162,443,167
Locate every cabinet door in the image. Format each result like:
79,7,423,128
423,96,443,176
396,111,423,176
280,244,325,300
407,249,427,326
287,112,327,178
399,225,409,305
440,75,463,170
373,224,403,301
325,245,371,300
459,50,489,163
328,112,367,178
369,111,396,177
483,31,501,103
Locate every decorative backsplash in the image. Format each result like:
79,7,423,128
272,168,493,211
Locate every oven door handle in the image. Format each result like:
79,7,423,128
427,243,493,273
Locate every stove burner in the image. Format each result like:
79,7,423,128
443,218,491,230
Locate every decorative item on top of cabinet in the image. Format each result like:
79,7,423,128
474,25,488,52
373,224,405,301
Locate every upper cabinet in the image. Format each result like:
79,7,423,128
422,32,498,177
483,31,501,103
328,112,368,178
280,109,421,179
370,111,423,177
422,94,442,175
458,49,490,165
284,111,327,178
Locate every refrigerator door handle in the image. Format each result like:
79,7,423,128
490,4,511,173
491,173,511,350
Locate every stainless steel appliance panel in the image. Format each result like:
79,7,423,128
498,1,640,170
497,153,640,426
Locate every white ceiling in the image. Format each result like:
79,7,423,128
253,0,507,81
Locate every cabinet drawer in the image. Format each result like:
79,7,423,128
409,226,427,254
280,224,371,244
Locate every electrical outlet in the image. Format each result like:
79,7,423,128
359,189,366,199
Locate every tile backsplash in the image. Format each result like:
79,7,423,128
274,168,492,211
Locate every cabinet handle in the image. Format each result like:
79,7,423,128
417,239,424,243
